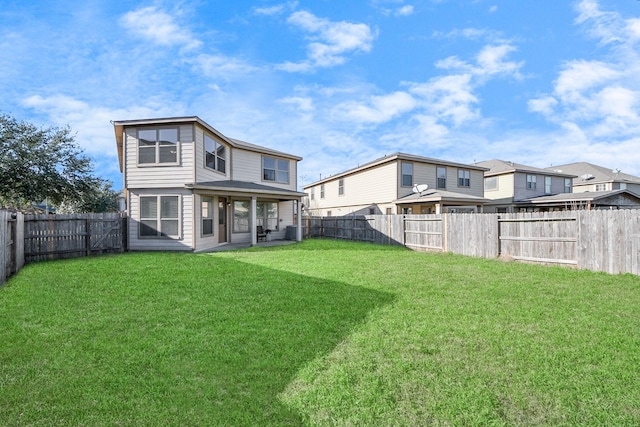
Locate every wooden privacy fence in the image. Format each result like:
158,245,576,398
1,212,126,284
304,210,640,275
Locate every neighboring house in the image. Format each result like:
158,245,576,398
303,153,488,216
113,116,305,251
545,162,640,195
474,159,577,212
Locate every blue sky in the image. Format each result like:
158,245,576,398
1,0,639,190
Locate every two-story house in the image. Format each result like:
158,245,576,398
303,153,488,216
113,116,305,251
475,159,577,212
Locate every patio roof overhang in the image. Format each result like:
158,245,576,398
185,180,306,201
393,189,487,205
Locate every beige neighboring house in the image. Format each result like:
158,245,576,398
303,152,488,216
475,159,577,212
113,116,305,251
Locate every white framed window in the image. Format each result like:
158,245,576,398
310,187,315,200
233,201,250,232
204,134,226,174
401,162,413,187
263,156,289,183
596,183,607,191
437,166,447,189
564,178,572,193
458,169,470,187
202,197,214,236
139,195,180,238
338,179,344,195
485,176,498,191
527,174,537,189
320,184,325,198
257,202,278,231
545,176,552,194
138,127,179,165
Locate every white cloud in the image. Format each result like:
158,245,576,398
119,6,201,50
332,91,417,123
395,5,414,17
253,2,298,16
280,11,376,71
190,53,257,80
489,6,498,14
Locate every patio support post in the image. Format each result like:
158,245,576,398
296,199,302,242
251,196,257,246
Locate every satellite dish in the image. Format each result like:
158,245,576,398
412,183,429,194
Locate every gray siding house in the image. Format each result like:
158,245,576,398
113,116,305,251
475,159,577,212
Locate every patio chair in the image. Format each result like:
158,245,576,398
257,225,267,242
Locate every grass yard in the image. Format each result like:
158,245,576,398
1,239,639,426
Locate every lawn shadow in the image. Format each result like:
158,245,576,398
159,256,396,425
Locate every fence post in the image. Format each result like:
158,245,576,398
1,211,7,285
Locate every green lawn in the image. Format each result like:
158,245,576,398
1,239,639,426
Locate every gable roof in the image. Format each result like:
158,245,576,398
476,159,576,178
112,116,302,171
304,152,487,188
544,162,640,185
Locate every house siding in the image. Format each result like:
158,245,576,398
309,162,398,215
128,188,194,251
484,174,515,201
125,125,194,189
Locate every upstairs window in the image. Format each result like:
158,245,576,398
320,184,325,198
527,174,537,189
263,156,289,183
485,176,498,191
138,128,179,165
437,166,447,189
596,183,608,191
458,169,470,187
401,162,413,187
564,178,572,193
310,187,315,200
338,179,344,195
545,176,552,194
204,134,226,174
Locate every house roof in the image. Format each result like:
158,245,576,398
518,189,640,205
393,189,488,205
304,152,487,188
185,180,306,199
475,159,576,178
544,162,640,185
112,116,302,171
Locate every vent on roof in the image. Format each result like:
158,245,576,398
581,174,594,180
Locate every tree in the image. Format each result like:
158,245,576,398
0,113,119,212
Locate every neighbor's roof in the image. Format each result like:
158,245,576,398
475,159,577,178
544,162,640,185
113,116,302,171
304,152,488,189
518,189,640,205
393,189,488,205
185,180,306,199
